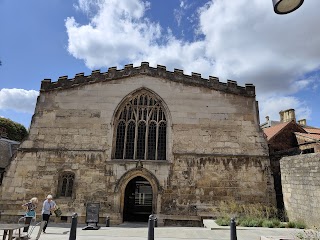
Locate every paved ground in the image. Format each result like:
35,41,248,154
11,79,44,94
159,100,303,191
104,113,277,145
1,221,303,240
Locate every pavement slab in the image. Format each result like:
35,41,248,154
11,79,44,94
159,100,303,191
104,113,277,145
0,221,304,240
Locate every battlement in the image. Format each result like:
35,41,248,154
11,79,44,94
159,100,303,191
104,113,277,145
40,62,255,97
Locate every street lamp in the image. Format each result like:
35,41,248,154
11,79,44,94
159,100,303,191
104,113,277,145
273,0,304,14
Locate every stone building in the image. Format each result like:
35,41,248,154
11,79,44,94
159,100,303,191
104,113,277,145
262,108,320,155
281,153,320,228
263,110,320,227
0,135,20,185
0,63,275,225
261,109,320,210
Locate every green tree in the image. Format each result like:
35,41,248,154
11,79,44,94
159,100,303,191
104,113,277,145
0,117,28,141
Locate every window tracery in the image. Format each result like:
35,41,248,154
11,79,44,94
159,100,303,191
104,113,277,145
58,172,74,197
114,91,167,160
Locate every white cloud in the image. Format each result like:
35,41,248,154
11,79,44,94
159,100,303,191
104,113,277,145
65,0,320,123
259,96,311,123
180,1,185,9
0,89,39,113
66,0,159,68
198,0,320,95
174,0,191,27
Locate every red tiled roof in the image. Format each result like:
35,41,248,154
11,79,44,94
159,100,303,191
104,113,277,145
262,121,319,141
263,122,291,141
295,132,320,141
303,127,320,135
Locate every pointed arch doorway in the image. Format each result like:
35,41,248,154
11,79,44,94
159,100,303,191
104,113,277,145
123,176,153,222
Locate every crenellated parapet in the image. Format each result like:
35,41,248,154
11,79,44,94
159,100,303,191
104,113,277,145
40,62,255,97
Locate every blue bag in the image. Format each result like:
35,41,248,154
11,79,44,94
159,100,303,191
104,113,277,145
25,210,35,218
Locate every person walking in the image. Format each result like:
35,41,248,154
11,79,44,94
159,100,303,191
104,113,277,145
41,194,56,233
22,197,38,232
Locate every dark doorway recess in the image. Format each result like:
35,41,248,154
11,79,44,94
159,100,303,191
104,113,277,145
123,176,153,222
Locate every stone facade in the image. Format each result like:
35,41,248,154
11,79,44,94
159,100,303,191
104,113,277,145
0,138,20,169
262,111,320,212
281,153,320,228
0,63,275,225
0,138,20,185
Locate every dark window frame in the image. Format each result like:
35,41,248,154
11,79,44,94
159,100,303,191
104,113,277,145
58,172,75,198
113,91,167,160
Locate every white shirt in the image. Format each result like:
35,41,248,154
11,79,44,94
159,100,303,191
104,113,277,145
42,199,56,214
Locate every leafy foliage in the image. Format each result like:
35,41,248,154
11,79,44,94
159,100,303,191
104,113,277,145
0,117,28,141
215,217,230,226
238,217,263,227
213,200,306,229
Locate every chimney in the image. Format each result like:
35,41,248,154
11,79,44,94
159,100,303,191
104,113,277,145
279,109,296,123
297,119,307,126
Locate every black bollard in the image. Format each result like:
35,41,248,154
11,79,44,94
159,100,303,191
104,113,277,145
154,217,158,227
230,218,237,240
106,216,110,227
69,213,78,240
148,214,155,240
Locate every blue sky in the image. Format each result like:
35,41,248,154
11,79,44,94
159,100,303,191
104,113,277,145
0,0,319,128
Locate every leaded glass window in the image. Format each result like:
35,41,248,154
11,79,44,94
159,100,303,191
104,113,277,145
59,172,74,197
125,121,135,159
158,122,167,160
137,122,146,159
114,91,167,160
147,122,156,160
115,121,125,159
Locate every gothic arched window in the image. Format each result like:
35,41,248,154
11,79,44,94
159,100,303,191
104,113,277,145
114,91,167,160
58,172,75,197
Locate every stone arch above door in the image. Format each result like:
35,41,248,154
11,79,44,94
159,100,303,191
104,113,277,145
115,167,161,194
114,168,161,219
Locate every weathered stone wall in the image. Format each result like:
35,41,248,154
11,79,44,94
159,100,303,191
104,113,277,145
281,153,320,228
0,139,19,168
269,149,300,210
24,75,266,156
0,66,274,224
162,155,274,216
0,141,11,169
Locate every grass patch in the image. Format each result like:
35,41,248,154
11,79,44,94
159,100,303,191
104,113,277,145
270,218,280,227
238,217,263,227
211,200,277,220
215,217,230,226
279,222,286,228
262,220,275,228
287,221,296,228
212,200,306,229
295,220,306,229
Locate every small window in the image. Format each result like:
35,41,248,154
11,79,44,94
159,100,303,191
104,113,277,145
60,216,68,222
58,172,75,197
302,148,315,154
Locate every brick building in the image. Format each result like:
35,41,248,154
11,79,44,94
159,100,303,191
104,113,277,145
0,63,275,225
